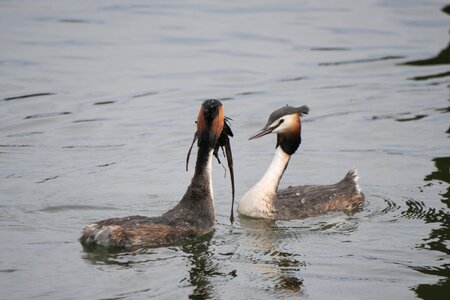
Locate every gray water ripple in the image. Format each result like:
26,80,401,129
0,1,448,299
39,205,120,213
319,55,406,66
24,112,71,119
4,93,55,101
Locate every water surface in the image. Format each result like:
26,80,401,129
1,0,449,299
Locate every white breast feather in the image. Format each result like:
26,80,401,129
238,148,290,219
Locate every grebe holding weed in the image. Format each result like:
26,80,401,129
80,99,234,249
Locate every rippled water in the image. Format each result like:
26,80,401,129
1,0,449,299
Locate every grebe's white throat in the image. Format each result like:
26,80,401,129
206,148,214,207
238,147,290,218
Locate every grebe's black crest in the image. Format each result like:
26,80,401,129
266,105,309,127
186,99,235,223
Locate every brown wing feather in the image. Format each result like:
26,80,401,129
274,170,365,220
80,217,209,248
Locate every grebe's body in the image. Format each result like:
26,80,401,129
80,100,234,249
238,105,364,220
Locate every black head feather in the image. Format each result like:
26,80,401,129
265,105,309,127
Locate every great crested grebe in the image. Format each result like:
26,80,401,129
237,105,365,220
80,99,234,249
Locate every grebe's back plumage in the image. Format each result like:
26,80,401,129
80,100,234,249
275,168,363,220
237,105,365,220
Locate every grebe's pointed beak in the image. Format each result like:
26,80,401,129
249,125,276,140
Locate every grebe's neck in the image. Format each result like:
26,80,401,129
163,144,215,226
258,146,290,192
191,145,214,199
238,147,290,218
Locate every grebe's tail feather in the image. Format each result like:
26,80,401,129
80,224,126,248
342,168,362,194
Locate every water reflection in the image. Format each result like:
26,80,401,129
238,211,362,295
413,156,450,299
403,5,450,81
81,233,220,299
180,232,216,299
238,217,307,295
405,6,450,297
81,246,160,267
404,39,450,67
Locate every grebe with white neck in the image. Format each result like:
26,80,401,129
80,99,234,249
238,105,365,220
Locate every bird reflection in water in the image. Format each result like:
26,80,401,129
180,232,217,299
238,217,306,295
80,233,221,298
